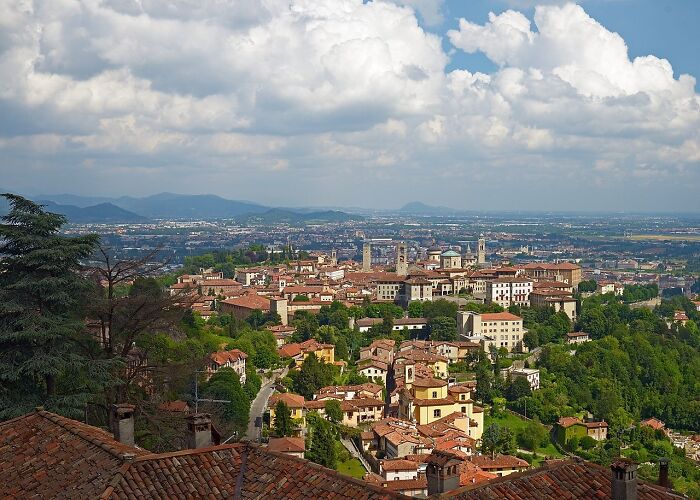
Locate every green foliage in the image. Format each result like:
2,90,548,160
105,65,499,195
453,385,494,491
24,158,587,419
324,399,343,424
227,330,279,369
0,194,108,419
463,302,504,314
423,299,459,318
180,247,279,278
306,413,337,469
273,401,294,437
407,301,424,318
481,423,515,457
622,283,659,303
516,420,549,451
291,353,335,400
202,368,249,436
505,377,532,401
429,316,458,341
292,294,310,302
243,364,262,401
578,279,597,293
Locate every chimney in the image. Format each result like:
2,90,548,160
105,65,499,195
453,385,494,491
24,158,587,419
611,458,638,500
110,404,135,446
426,450,462,496
658,457,671,488
187,413,213,449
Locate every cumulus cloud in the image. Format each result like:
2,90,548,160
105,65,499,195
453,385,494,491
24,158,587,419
0,0,699,210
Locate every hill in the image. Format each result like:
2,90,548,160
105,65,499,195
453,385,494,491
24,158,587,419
112,193,268,219
397,201,459,215
38,201,148,223
240,208,360,224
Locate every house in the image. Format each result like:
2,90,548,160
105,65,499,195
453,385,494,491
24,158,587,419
278,339,335,366
356,317,428,334
219,293,270,320
457,311,527,354
521,262,582,289
555,416,608,444
207,348,247,383
358,358,389,385
0,408,401,499
316,383,384,401
398,377,484,441
529,289,578,322
486,278,533,308
267,436,305,459
359,338,396,364
506,367,540,391
267,324,296,346
268,393,307,434
566,331,590,344
469,454,529,477
379,459,419,481
640,417,666,432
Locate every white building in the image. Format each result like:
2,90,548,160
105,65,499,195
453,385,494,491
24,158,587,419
486,278,533,308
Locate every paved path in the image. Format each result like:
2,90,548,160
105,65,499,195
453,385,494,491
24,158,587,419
246,367,288,441
341,437,370,473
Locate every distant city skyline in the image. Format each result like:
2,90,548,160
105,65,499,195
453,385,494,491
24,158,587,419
1,0,699,212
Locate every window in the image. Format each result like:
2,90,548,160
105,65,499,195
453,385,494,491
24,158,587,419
433,409,441,418
432,391,438,398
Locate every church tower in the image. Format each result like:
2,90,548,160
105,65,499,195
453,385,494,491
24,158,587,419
362,242,372,271
396,241,408,277
477,234,486,265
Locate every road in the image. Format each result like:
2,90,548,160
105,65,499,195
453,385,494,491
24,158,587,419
246,367,288,441
340,437,370,473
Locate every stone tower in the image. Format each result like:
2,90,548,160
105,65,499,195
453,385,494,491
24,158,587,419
477,234,486,265
330,249,337,266
396,241,408,276
362,242,372,272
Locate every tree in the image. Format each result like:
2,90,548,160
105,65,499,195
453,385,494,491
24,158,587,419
475,353,494,403
481,423,515,458
423,299,458,319
408,301,424,318
202,368,250,436
429,316,458,341
517,420,548,451
505,377,532,401
273,401,294,437
578,280,597,293
0,194,108,419
523,329,539,350
324,399,343,424
306,413,337,469
292,353,334,400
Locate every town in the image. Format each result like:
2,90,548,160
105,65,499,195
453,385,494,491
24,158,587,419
2,195,699,499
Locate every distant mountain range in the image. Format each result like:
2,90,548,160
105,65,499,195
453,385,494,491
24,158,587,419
38,201,148,223
397,201,462,215
0,192,361,224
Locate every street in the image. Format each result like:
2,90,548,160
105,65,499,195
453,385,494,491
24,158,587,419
245,367,288,441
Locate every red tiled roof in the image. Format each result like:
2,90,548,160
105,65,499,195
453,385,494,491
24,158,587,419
210,348,248,366
381,459,419,471
268,392,306,409
442,458,683,499
267,436,305,453
220,294,270,311
470,454,529,470
480,312,522,322
1,410,403,499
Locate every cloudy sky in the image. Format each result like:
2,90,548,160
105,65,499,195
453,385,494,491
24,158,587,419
1,0,699,211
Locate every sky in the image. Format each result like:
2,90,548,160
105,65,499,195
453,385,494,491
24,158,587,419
1,0,699,212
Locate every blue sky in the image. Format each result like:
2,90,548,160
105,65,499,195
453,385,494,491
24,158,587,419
1,0,699,211
437,0,700,77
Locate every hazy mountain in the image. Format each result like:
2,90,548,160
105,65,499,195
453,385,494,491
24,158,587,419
241,208,361,224
35,193,116,207
38,201,148,223
111,193,268,219
397,201,460,215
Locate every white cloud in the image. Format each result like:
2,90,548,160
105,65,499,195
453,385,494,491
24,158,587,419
0,0,698,210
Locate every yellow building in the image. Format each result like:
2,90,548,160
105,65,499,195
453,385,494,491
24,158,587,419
278,339,335,367
398,378,483,441
268,393,307,435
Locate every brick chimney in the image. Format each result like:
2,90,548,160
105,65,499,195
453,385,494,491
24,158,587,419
187,413,213,449
110,404,135,446
658,457,671,488
426,450,463,496
611,458,638,500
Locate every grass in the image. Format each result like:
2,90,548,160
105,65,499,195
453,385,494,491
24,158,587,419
337,457,366,479
485,411,564,463
625,234,700,242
